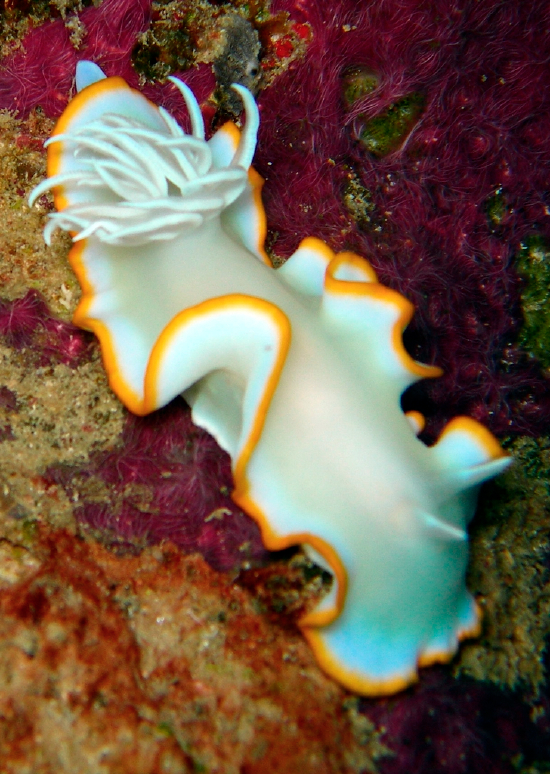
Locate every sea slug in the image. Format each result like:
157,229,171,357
30,61,510,695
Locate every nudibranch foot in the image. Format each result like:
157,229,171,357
31,61,511,696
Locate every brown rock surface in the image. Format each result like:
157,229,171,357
0,524,384,772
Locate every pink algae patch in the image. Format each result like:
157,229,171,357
259,0,550,439
0,0,151,118
0,291,90,366
45,401,270,572
0,0,216,134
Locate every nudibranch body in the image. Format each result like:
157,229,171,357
31,61,510,696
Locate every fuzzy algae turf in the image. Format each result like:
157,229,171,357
515,235,550,373
0,109,79,319
0,109,126,536
459,435,550,693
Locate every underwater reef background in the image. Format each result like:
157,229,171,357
0,0,549,771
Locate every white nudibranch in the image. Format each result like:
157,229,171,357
30,61,511,697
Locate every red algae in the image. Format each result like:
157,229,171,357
0,0,151,117
258,0,550,439
362,668,548,774
0,0,212,128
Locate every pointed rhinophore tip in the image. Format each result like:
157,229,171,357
167,76,205,140
230,83,259,171
75,61,107,93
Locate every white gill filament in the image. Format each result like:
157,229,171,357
167,77,205,140
29,79,259,247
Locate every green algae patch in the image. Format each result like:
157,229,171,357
341,66,380,108
485,186,513,229
458,436,550,693
515,235,550,372
358,92,426,157
343,168,376,228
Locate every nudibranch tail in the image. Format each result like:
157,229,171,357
30,62,511,697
